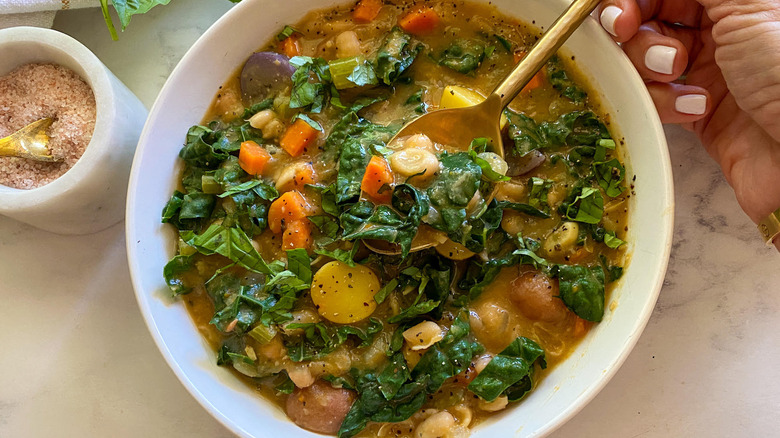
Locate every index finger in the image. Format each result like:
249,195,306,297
598,0,704,42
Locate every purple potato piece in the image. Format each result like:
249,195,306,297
506,149,546,177
240,52,295,104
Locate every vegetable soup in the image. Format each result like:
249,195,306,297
162,1,631,437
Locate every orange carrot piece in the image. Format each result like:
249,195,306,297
282,219,313,250
361,155,394,204
280,118,319,157
573,317,591,337
268,190,309,234
399,6,440,35
514,51,545,93
352,0,383,23
292,163,316,190
279,35,301,58
238,141,272,176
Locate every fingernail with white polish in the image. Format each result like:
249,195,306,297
675,94,707,115
600,6,622,37
645,45,677,75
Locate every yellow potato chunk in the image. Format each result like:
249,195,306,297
435,239,475,261
311,261,379,324
440,85,507,128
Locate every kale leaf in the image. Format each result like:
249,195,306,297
438,39,487,75
375,27,422,85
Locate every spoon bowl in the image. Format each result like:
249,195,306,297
0,117,59,162
364,0,603,257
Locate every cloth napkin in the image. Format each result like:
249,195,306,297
0,0,98,29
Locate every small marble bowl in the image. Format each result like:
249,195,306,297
0,27,147,235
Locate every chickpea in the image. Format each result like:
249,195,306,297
471,302,511,345
414,411,456,438
335,31,362,58
509,271,569,322
390,148,440,181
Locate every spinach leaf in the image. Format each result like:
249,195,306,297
179,125,230,169
557,264,606,322
285,318,383,362
342,185,430,258
425,152,482,234
109,0,170,30
181,224,279,275
289,56,332,113
495,200,550,219
338,314,480,438
163,254,194,296
286,248,312,285
276,25,298,41
504,111,610,156
337,139,371,203
593,158,626,198
468,337,546,402
547,56,587,102
242,98,274,119
207,274,266,333
314,243,359,267
161,190,184,224
375,27,422,85
528,177,553,213
565,187,604,224
438,39,486,74
494,34,512,52
179,192,216,220
505,111,546,156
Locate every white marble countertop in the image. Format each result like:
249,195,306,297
1,1,778,437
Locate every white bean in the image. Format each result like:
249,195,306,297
262,119,285,140
390,148,439,180
336,31,362,58
248,109,276,129
405,133,434,151
287,364,315,388
414,411,456,438
403,321,445,351
543,221,580,256
478,395,509,412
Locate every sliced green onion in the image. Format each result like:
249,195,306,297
598,139,617,149
328,56,377,90
201,175,222,194
248,324,277,344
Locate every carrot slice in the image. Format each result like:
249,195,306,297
282,219,313,250
268,190,309,234
278,35,301,58
361,155,394,204
238,141,272,176
399,6,440,35
352,0,383,23
279,118,319,157
514,51,545,93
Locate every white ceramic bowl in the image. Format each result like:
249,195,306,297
0,27,147,235
126,0,674,436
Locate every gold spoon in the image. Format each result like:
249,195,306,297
0,118,60,162
364,0,603,256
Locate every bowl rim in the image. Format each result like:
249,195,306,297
0,26,117,206
125,0,674,436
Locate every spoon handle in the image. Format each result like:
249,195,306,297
490,0,603,108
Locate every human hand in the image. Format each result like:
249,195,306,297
597,0,780,250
